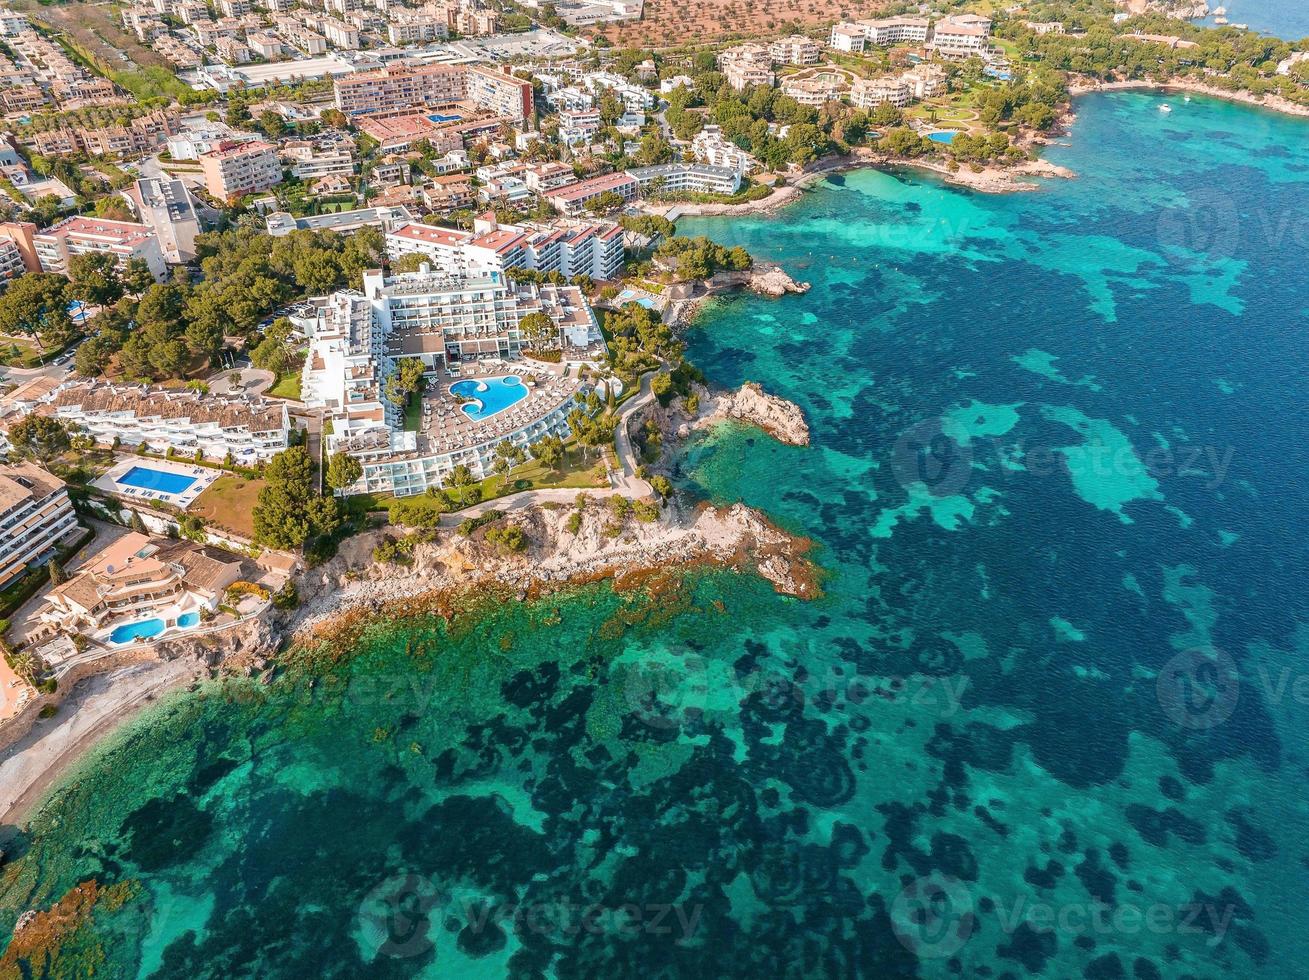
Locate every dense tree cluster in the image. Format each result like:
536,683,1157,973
654,236,753,281
251,447,341,551
605,301,683,382
74,227,383,383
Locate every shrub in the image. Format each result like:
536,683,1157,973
484,524,527,553
632,500,659,523
272,581,299,610
565,512,582,534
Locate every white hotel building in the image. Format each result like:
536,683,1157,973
45,382,291,463
301,268,604,496
0,463,81,591
386,216,625,282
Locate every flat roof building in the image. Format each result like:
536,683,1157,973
0,462,81,592
199,139,282,201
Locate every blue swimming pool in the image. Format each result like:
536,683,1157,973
178,611,200,628
928,130,960,144
451,375,528,421
117,466,197,495
427,112,462,123
615,290,658,310
110,618,165,644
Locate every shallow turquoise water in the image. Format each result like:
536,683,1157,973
2,92,1307,977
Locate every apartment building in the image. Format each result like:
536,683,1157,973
386,15,447,44
627,163,742,197
199,139,282,201
48,381,291,463
277,20,328,55
718,44,774,91
334,63,533,122
558,109,601,146
768,35,821,65
28,110,178,159
219,0,251,16
216,35,252,65
858,16,931,46
246,31,283,58
931,15,991,57
781,73,845,107
903,64,947,99
0,463,81,592
692,125,756,176
126,177,202,265
280,137,356,179
0,237,26,282
385,215,624,281
582,71,654,112
828,24,866,54
850,76,910,109
39,532,242,641
32,216,167,280
154,35,204,68
543,171,639,215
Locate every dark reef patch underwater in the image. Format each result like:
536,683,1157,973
2,91,1309,978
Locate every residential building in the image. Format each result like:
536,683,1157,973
246,31,283,58
850,76,910,109
280,137,357,179
33,216,167,280
266,205,414,236
126,177,202,265
558,109,601,146
718,44,774,90
216,35,252,65
219,0,251,16
524,161,576,193
768,35,820,65
1026,21,1065,35
423,173,474,209
386,15,446,44
692,125,756,176
47,381,290,463
858,16,931,46
543,171,639,215
930,16,991,57
0,463,81,592
660,75,694,94
828,23,866,54
582,71,653,112
38,532,242,641
902,65,947,99
781,73,845,107
333,63,533,122
627,163,741,197
0,238,25,282
29,110,177,158
320,17,360,49
0,220,39,274
385,215,624,281
199,139,282,201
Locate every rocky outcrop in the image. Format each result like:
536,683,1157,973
697,382,810,446
748,265,811,298
704,263,811,299
292,497,819,641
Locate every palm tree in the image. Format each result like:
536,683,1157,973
10,652,40,686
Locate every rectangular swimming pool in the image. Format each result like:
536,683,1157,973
118,466,198,495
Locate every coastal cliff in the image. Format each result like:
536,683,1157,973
292,498,820,645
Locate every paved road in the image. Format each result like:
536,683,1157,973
436,371,659,527
208,366,275,397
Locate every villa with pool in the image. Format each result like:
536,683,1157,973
301,265,611,497
36,531,244,647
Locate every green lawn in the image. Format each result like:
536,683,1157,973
403,392,422,432
191,475,266,539
346,448,610,519
267,370,303,400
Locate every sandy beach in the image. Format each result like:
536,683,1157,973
0,658,203,828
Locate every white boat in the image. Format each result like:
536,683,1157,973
1184,95,1191,102
1232,23,1248,29
1214,16,1228,24
1214,5,1227,14
1159,103,1173,112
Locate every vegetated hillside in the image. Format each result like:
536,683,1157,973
601,0,889,47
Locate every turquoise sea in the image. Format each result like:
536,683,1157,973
2,91,1308,977
1195,0,1309,40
